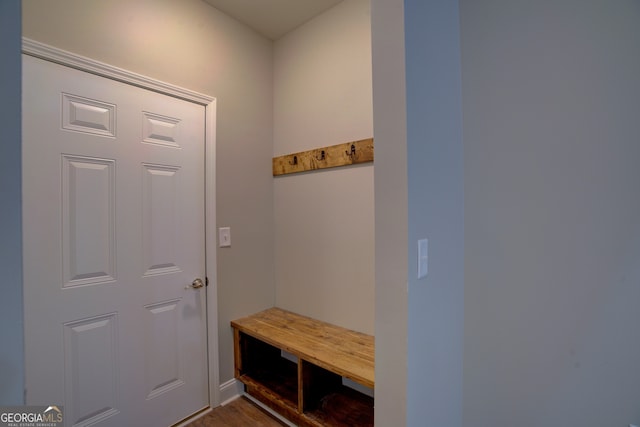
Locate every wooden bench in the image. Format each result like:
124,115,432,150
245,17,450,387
231,308,374,426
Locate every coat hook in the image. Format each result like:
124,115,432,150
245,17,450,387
316,150,326,161
289,155,298,166
346,144,356,157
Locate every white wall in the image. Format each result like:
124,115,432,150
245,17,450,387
22,0,275,386
0,0,24,406
273,0,374,334
461,0,640,425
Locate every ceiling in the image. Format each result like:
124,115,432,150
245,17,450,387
202,0,344,40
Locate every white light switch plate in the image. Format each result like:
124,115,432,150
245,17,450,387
418,238,428,279
219,227,231,247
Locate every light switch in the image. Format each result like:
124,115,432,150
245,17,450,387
219,227,231,247
418,239,428,279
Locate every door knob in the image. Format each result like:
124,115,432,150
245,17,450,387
191,278,205,289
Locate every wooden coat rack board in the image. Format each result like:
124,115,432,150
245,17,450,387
272,138,374,176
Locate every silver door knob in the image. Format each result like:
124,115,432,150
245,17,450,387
191,278,205,289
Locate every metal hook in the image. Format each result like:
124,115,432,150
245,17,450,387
316,150,326,161
346,144,356,157
289,155,298,166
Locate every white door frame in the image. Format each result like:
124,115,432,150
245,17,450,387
21,37,221,411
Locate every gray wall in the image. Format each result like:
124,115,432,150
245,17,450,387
371,0,408,424
461,0,640,425
0,0,24,406
404,0,464,425
374,0,640,425
22,0,275,387
372,0,465,424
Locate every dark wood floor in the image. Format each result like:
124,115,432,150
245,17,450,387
186,397,288,427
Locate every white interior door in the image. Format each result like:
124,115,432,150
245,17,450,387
23,54,209,427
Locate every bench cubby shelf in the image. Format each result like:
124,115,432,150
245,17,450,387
231,308,374,427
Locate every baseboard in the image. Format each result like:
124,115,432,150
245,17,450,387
243,393,297,427
218,378,245,406
218,379,296,426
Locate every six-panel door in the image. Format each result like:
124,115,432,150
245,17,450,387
23,54,208,427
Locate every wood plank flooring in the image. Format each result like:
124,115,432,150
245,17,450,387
186,397,287,427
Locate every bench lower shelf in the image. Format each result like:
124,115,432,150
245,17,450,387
304,386,374,427
240,375,301,424
240,375,374,427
